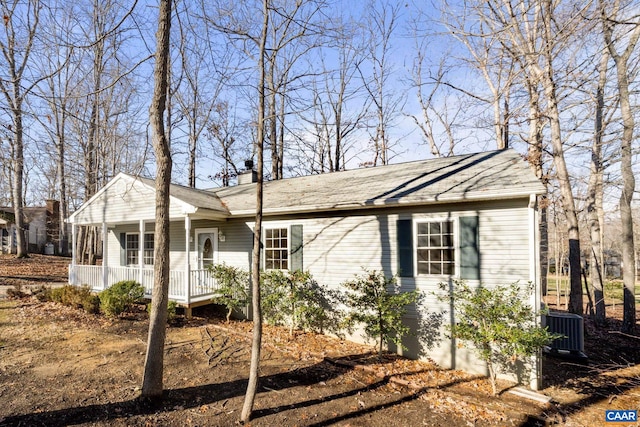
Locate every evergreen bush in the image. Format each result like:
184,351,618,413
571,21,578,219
99,280,144,317
437,280,561,395
208,263,250,322
341,269,421,356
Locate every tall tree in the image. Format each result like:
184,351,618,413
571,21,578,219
360,0,403,166
141,0,172,398
601,0,639,333
300,20,368,173
586,47,611,326
36,6,81,255
0,0,42,257
436,4,517,150
173,6,230,188
478,0,586,314
241,0,267,421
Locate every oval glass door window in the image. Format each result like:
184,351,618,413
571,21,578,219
202,237,214,268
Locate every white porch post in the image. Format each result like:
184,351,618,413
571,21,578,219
102,222,108,290
70,223,77,284
139,219,145,286
185,216,191,305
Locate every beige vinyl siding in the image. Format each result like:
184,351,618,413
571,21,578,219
478,206,530,284
190,219,253,269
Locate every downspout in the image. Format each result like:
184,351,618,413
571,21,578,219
529,193,542,391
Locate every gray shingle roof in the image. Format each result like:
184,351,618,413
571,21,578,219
137,175,229,214
212,149,545,216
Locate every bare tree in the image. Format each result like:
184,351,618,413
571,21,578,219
407,50,462,157
0,0,42,257
586,47,611,326
477,0,587,314
35,6,83,255
141,0,172,399
601,0,639,333
173,6,230,188
359,0,404,166
299,20,368,173
436,4,518,150
241,0,267,420
207,101,249,186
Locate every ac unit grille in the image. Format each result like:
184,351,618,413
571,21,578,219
545,312,584,354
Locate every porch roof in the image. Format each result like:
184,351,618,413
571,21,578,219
68,173,230,226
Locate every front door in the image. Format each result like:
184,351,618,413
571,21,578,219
196,229,218,269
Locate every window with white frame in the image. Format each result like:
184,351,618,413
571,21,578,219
126,234,139,265
264,227,288,270
144,233,154,265
126,233,154,266
416,220,454,275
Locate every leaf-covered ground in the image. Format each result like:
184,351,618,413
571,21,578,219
0,255,639,426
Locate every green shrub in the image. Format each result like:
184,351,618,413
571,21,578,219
99,280,145,317
261,270,342,336
342,269,421,357
436,281,561,396
50,285,100,314
208,263,250,322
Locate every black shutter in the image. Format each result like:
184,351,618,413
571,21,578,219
397,219,413,277
459,216,480,280
119,232,126,266
290,224,303,271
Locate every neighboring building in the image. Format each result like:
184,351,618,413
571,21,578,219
0,200,61,254
67,149,546,388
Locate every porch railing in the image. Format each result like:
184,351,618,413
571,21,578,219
69,264,220,305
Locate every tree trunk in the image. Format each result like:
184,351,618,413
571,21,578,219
141,0,172,399
11,106,28,258
540,0,582,314
601,0,639,333
241,0,268,422
616,62,637,334
588,49,609,326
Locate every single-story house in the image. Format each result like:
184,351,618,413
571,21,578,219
68,149,546,388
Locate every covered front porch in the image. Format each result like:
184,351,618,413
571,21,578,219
66,172,234,313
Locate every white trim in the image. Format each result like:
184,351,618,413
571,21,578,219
262,224,292,271
412,216,458,278
102,223,108,289
124,231,155,267
185,216,191,304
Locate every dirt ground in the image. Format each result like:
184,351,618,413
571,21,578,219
0,255,639,427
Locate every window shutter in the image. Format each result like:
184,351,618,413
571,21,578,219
290,224,303,271
396,219,413,277
119,232,126,266
459,216,480,280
